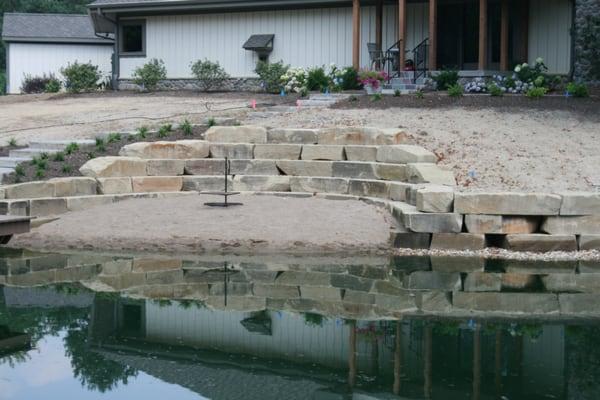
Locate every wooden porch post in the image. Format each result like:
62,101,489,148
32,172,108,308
352,0,361,69
399,0,407,70
478,0,488,70
500,0,509,70
376,0,383,68
428,0,437,70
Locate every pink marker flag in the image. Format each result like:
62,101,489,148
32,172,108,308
251,99,257,109
296,99,301,110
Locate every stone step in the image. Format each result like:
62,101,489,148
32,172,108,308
9,148,59,159
28,139,95,151
0,157,31,168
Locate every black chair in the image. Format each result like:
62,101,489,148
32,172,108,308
367,42,386,70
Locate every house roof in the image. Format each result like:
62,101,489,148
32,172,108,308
88,0,351,12
1,13,113,44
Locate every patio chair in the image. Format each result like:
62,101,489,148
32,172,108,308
367,42,386,70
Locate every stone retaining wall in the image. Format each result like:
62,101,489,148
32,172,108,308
3,253,600,319
1,125,599,253
118,77,263,92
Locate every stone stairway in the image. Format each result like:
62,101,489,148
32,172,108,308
0,139,95,182
296,93,350,108
383,71,427,94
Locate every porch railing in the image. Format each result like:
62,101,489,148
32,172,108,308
412,38,428,84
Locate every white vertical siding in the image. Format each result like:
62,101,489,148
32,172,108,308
529,0,572,74
120,8,356,79
119,5,428,79
6,42,113,94
144,302,351,368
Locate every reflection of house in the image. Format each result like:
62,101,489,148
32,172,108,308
90,297,568,399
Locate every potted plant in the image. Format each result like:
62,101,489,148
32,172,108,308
358,69,388,94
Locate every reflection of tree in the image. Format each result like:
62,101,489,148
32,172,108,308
63,319,137,393
0,286,137,393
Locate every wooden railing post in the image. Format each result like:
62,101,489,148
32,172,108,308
500,0,509,70
352,0,361,69
399,0,407,71
428,0,437,71
478,0,488,70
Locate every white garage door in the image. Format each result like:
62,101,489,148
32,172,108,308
7,42,113,94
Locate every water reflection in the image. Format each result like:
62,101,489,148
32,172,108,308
2,250,600,399
1,283,600,399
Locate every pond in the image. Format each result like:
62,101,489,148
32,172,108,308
1,249,599,399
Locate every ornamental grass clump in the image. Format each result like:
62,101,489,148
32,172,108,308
447,83,464,97
526,86,547,98
180,119,193,135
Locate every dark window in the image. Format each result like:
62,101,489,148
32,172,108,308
120,20,145,55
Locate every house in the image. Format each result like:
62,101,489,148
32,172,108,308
1,13,114,94
86,0,578,90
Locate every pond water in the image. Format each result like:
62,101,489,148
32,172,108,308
1,249,600,399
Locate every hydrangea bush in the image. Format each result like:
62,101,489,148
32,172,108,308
463,57,549,95
280,63,361,94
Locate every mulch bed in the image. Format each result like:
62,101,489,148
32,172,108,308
3,125,209,185
332,92,600,120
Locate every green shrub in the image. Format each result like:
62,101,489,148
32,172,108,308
487,83,504,97
14,164,25,177
299,87,309,97
566,82,589,98
107,132,122,143
40,152,49,160
306,67,329,91
8,138,17,147
95,137,105,147
52,152,65,162
207,117,216,127
133,58,167,91
190,59,230,91
255,60,289,93
330,66,361,91
394,89,401,97
137,126,149,138
44,77,61,93
0,72,5,95
62,164,72,174
35,169,45,179
370,93,383,102
433,69,459,90
180,119,193,135
415,89,424,99
447,83,464,97
31,157,47,170
526,86,547,98
87,152,96,159
62,62,101,93
21,74,55,94
158,124,172,138
348,95,358,102
65,142,79,155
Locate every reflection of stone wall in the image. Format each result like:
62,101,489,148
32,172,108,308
574,0,600,84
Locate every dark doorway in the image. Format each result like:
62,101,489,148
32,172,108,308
437,1,503,70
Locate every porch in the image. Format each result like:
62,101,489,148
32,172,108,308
352,0,573,80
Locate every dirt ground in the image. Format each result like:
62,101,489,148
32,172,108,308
1,91,599,191
11,194,396,255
